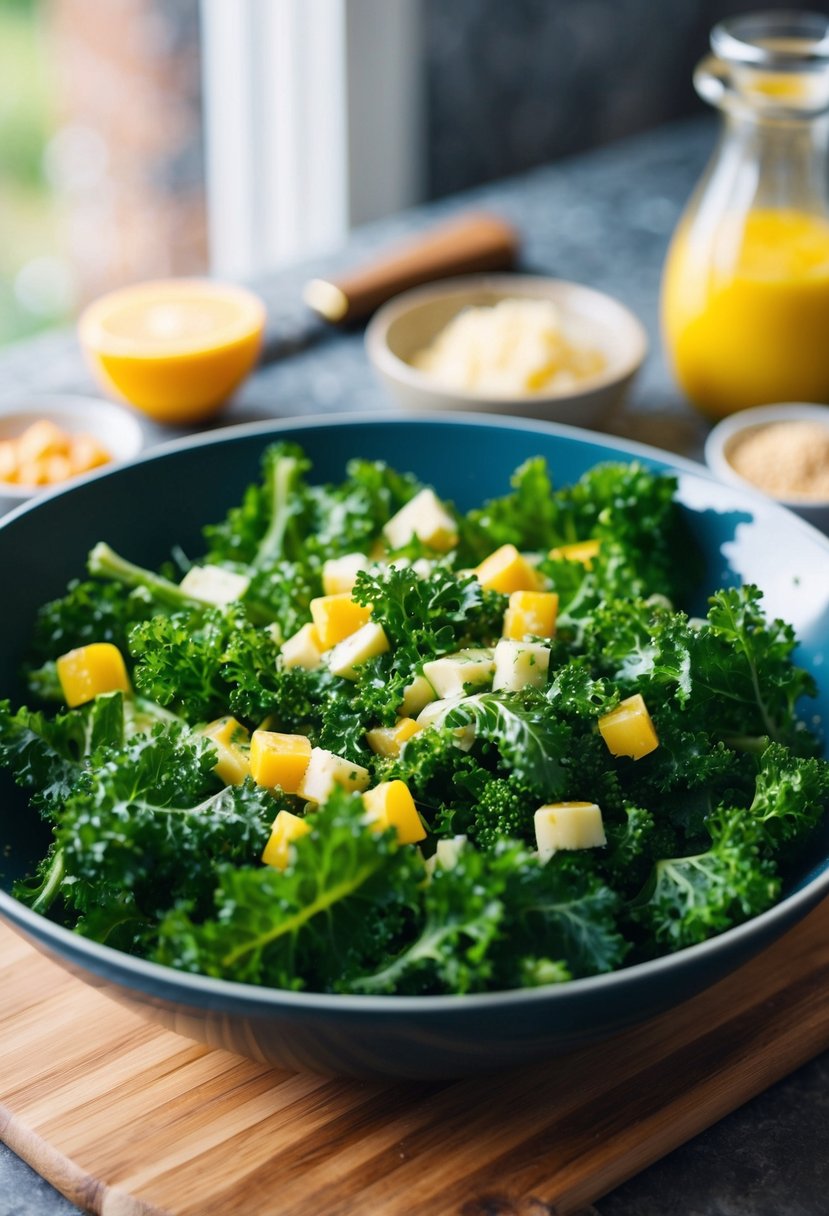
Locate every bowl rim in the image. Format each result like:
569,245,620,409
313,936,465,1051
1,408,828,1014
704,402,829,509
364,273,649,405
0,393,146,502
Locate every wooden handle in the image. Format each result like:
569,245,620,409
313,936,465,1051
303,212,520,324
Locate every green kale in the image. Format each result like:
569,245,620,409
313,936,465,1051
31,578,157,663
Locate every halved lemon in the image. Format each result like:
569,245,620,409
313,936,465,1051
78,279,266,425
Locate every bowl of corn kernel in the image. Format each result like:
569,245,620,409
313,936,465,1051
0,395,144,514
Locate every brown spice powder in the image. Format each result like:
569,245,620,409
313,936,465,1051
728,419,829,501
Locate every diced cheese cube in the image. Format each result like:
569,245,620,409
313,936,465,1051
297,747,370,803
548,539,601,566
201,716,251,785
399,673,436,717
492,638,550,692
322,552,369,595
416,697,476,752
422,648,495,699
474,544,543,594
250,730,312,793
534,802,606,856
261,810,311,870
281,623,324,670
598,693,659,760
363,781,426,844
425,834,468,876
179,564,250,606
327,622,390,679
310,594,372,649
56,642,131,708
366,717,422,757
503,590,559,640
383,488,458,553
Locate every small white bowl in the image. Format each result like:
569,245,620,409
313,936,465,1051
705,403,829,533
365,274,648,426
0,395,145,514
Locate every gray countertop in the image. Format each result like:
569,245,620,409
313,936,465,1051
1,117,827,1216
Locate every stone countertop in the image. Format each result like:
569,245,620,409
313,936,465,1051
1,116,827,1216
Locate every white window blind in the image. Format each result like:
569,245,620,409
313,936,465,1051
200,0,423,280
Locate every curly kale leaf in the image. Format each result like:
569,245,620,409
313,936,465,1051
444,689,571,799
155,789,423,990
128,608,244,723
31,578,157,663
461,456,558,559
747,742,829,847
0,693,126,813
632,808,780,952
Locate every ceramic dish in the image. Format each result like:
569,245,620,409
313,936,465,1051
0,394,145,515
704,402,829,533
365,275,647,426
1,414,828,1079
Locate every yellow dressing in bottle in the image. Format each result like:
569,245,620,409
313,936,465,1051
662,209,829,418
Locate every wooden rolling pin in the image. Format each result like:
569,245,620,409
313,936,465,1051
303,212,520,324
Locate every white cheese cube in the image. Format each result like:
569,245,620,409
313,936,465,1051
400,673,436,717
416,697,475,751
327,621,390,679
424,834,468,877
297,747,370,803
179,564,250,606
280,623,323,670
322,553,369,596
492,639,550,693
422,648,495,699
534,802,606,858
383,488,458,552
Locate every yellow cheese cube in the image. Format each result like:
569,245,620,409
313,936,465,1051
383,488,458,553
503,590,559,640
474,544,542,594
201,716,251,786
366,717,422,757
56,642,131,708
309,594,372,649
399,673,435,717
250,730,313,793
363,780,426,845
297,747,371,803
280,623,324,670
327,622,390,679
261,809,311,870
598,693,659,760
549,539,601,566
534,802,606,856
322,552,369,595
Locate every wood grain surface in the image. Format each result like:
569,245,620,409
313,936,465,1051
1,903,828,1216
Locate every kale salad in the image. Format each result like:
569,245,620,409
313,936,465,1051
1,444,827,996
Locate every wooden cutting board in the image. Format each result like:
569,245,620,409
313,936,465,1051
2,903,828,1216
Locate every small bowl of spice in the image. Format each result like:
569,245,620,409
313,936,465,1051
704,403,829,532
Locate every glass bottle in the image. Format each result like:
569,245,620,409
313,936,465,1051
661,11,829,420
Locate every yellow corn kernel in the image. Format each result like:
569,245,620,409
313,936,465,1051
261,810,311,870
249,730,313,793
474,544,542,594
363,780,426,845
309,594,372,649
201,716,251,785
56,642,131,708
598,693,659,760
549,539,601,566
502,590,559,640
366,717,422,758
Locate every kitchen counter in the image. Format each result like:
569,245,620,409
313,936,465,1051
1,116,827,1216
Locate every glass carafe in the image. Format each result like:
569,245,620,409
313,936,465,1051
661,10,829,419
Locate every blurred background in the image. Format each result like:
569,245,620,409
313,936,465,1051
0,0,807,349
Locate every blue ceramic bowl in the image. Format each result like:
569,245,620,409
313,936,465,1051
1,414,828,1078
